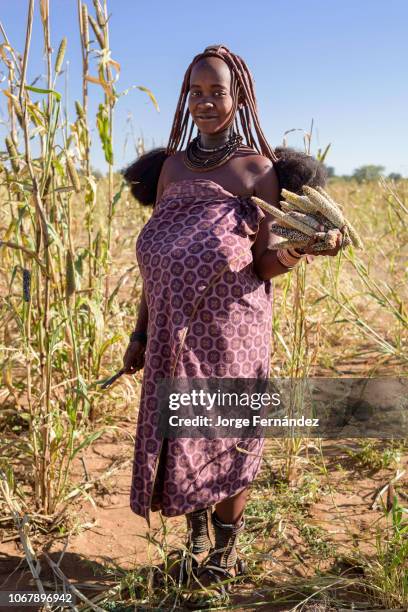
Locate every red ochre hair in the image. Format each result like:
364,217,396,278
166,44,278,161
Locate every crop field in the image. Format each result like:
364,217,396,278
0,1,407,611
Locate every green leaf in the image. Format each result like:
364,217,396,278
96,103,113,164
48,319,67,356
312,295,329,305
4,296,25,337
74,249,87,279
71,428,107,461
77,296,104,346
25,85,61,102
85,176,97,208
317,143,331,163
9,264,19,288
96,333,122,372
74,373,90,410
52,157,65,177
111,180,126,217
45,221,64,250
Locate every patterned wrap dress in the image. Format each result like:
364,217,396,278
130,178,273,526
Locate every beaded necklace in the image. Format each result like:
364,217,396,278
183,131,243,171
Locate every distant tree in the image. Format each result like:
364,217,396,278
326,166,335,178
352,165,385,183
388,172,402,181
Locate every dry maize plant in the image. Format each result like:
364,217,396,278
252,185,363,252
0,0,157,517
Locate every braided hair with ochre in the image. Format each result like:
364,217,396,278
166,44,278,162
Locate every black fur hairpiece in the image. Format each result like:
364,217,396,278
273,146,328,194
123,148,168,206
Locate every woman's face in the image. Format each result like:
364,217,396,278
188,57,235,135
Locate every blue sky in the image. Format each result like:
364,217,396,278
1,0,407,176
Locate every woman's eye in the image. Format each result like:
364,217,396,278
190,91,226,97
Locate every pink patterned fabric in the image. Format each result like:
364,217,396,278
130,178,273,525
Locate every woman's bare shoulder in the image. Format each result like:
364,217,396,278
162,150,184,177
156,151,188,200
234,148,277,191
235,150,279,201
158,151,181,181
241,148,273,169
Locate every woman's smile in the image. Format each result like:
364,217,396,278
195,115,218,121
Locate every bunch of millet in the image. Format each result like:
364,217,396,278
252,186,363,252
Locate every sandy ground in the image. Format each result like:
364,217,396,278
1,413,407,611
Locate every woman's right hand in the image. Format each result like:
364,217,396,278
123,340,146,374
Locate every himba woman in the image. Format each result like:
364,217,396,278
123,44,343,607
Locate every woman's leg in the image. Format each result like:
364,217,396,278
206,488,248,574
186,507,213,553
160,509,212,586
186,492,248,607
214,487,248,524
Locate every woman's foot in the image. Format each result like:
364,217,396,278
184,556,248,609
153,507,214,587
185,511,246,608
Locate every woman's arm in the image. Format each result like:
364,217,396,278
251,163,299,281
251,163,343,281
133,284,148,334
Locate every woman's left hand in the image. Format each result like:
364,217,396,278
299,225,344,257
